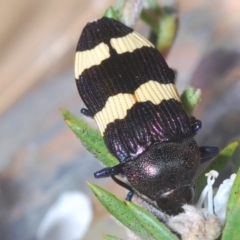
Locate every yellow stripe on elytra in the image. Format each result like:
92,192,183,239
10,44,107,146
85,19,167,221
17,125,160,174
75,42,110,79
94,93,136,134
110,31,154,54
94,81,180,135
135,80,180,104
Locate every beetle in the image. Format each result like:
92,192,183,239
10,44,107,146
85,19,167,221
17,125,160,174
74,17,219,213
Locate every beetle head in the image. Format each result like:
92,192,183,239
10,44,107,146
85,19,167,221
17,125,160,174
123,138,200,213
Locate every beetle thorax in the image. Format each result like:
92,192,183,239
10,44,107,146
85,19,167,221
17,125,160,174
123,138,200,202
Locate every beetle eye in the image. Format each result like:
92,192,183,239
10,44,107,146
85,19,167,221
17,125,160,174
156,186,194,213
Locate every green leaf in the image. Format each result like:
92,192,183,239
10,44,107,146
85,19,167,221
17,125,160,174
61,109,118,167
194,142,239,201
181,86,201,115
104,7,120,21
102,235,123,240
88,182,162,240
111,0,128,15
126,201,178,240
155,12,177,56
141,4,178,56
226,169,240,215
221,204,240,240
221,170,240,240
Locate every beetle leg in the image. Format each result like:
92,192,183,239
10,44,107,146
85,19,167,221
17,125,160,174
111,175,134,200
125,191,134,201
81,108,94,118
170,68,177,82
94,164,134,201
190,116,202,134
199,146,219,164
94,164,125,178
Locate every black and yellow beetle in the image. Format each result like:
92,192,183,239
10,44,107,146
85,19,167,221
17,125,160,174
75,17,219,213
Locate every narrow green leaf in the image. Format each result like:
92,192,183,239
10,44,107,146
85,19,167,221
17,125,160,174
140,9,159,33
181,86,201,115
226,170,240,215
88,182,157,240
112,0,128,14
155,12,177,56
102,235,123,240
61,109,118,167
104,7,120,21
141,5,178,56
194,142,239,201
221,204,240,240
126,201,178,240
222,170,240,239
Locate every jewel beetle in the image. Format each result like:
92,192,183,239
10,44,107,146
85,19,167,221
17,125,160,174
74,17,219,213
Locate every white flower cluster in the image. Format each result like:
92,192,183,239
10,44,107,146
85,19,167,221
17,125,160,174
197,170,236,225
167,170,236,240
